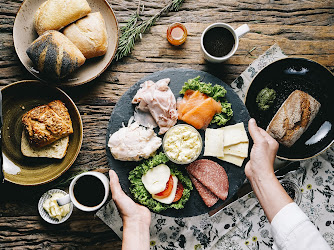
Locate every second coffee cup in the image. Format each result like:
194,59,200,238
57,171,110,212
201,23,250,63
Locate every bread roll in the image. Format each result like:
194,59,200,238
26,30,86,79
21,131,69,159
22,100,74,148
63,12,108,59
34,0,91,35
266,90,321,147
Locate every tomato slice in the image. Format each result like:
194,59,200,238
155,175,173,198
173,182,184,202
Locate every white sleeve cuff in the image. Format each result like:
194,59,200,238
270,202,331,250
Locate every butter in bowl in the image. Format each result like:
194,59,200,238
162,124,202,165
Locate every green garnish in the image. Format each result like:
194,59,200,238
256,87,276,111
128,152,193,213
180,76,233,125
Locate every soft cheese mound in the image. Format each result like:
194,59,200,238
108,120,162,161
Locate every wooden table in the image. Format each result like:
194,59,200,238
0,0,333,248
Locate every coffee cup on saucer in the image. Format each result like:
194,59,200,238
200,23,250,63
57,171,110,212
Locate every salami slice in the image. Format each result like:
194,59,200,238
186,159,229,200
189,173,219,207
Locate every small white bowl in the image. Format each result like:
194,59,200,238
163,124,202,165
38,189,73,224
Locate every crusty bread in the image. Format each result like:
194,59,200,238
26,30,86,79
266,90,321,147
34,0,91,35
21,131,69,159
22,100,73,148
63,12,108,59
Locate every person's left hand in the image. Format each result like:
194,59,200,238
109,170,151,228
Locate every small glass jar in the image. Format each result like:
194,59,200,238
167,23,187,46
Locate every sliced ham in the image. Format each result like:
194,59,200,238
188,173,219,207
132,78,178,134
186,159,229,200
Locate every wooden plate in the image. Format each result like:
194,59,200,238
13,0,118,87
245,58,334,160
2,80,83,185
106,68,250,217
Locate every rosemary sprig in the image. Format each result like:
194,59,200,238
115,0,185,61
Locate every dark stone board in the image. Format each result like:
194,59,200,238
106,68,250,217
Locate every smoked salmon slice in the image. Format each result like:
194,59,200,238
178,90,207,119
180,96,222,129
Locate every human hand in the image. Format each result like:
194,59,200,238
245,118,279,181
109,170,151,228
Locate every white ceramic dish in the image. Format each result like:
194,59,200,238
13,0,119,87
38,189,73,224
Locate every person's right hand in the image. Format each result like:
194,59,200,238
245,118,279,181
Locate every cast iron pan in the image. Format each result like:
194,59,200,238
245,58,334,160
106,68,250,217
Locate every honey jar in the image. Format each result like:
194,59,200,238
167,23,187,46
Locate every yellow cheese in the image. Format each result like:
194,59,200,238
221,122,248,146
224,142,249,158
218,154,245,167
152,176,178,204
204,128,224,157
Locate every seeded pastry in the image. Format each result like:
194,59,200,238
266,90,321,147
22,100,73,148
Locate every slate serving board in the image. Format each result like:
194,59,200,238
106,68,250,217
245,58,334,160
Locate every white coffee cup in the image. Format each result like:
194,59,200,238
57,171,110,212
200,23,250,63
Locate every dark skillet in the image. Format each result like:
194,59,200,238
245,58,334,160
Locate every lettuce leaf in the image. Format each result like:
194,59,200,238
179,76,233,125
128,152,193,213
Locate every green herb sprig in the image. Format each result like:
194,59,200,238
115,0,185,61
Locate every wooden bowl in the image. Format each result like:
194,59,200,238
2,80,83,185
13,0,119,87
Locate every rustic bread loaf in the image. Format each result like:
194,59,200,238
22,100,73,148
21,131,69,159
26,30,86,79
266,90,321,147
63,12,108,59
34,0,91,35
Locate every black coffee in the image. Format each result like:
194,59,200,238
73,175,105,207
203,27,235,57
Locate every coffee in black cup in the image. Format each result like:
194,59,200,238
73,175,105,207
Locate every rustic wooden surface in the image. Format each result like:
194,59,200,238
0,0,333,248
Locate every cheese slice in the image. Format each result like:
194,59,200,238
221,122,248,146
141,164,170,194
204,128,224,157
224,142,249,158
218,154,245,167
152,176,178,204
